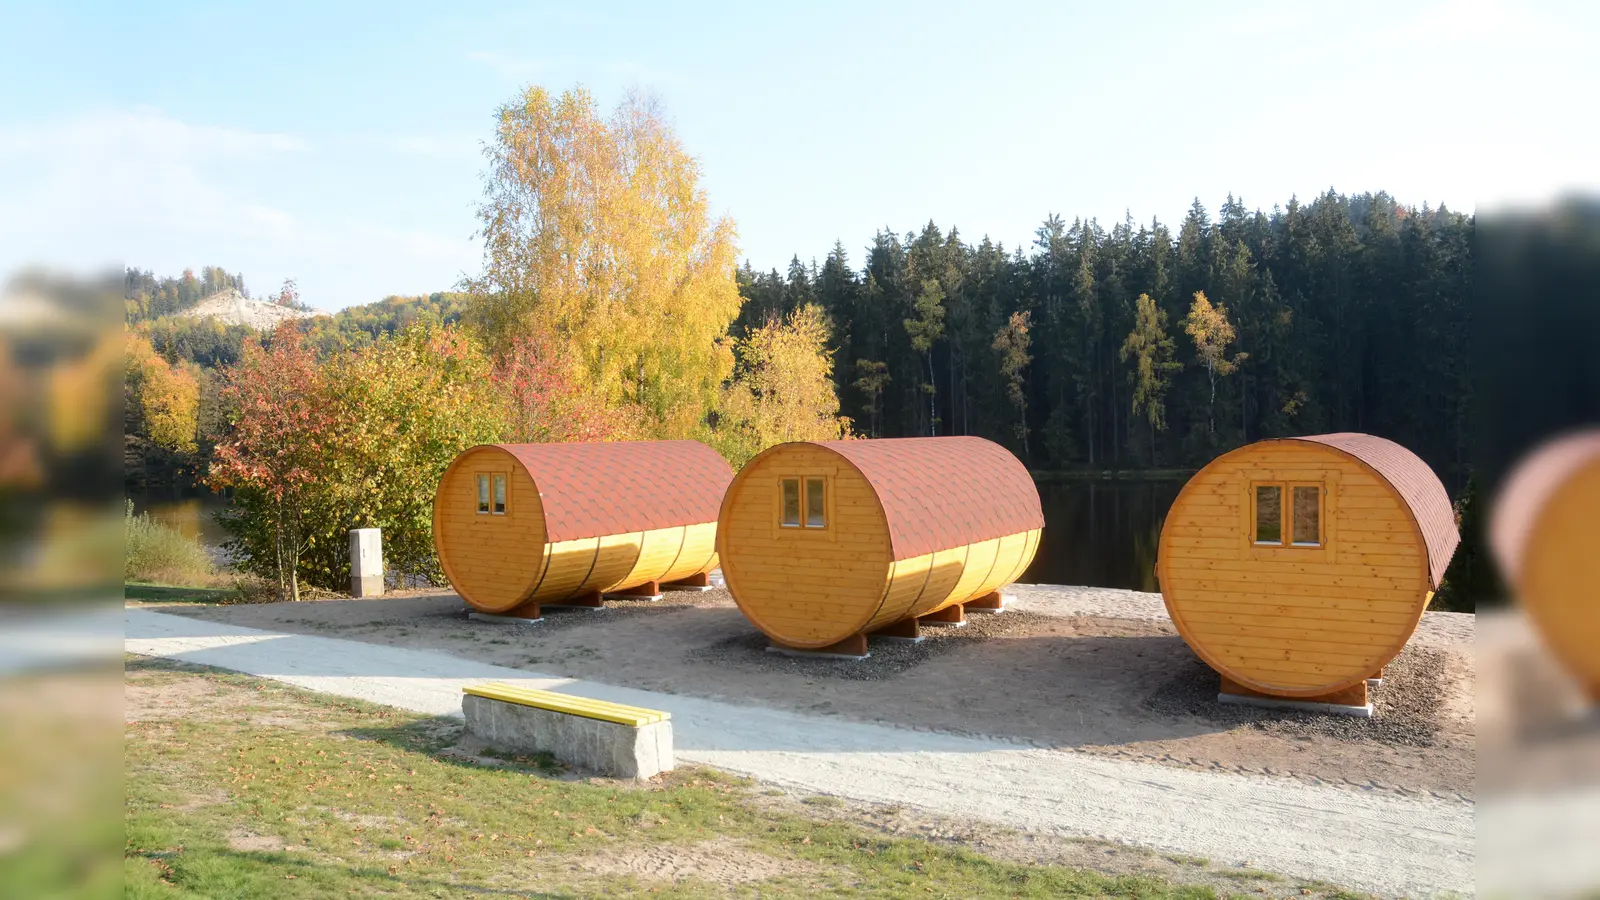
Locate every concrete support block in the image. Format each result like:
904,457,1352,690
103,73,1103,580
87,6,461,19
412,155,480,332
462,694,673,780
1217,691,1374,718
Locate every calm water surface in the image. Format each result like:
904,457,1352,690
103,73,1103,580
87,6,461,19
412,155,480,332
127,486,231,549
127,478,1185,592
1018,479,1184,592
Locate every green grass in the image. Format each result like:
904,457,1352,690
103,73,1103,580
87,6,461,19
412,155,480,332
125,582,243,603
124,656,1246,899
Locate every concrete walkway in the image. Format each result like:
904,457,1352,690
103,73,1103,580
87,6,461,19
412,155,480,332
124,608,1472,898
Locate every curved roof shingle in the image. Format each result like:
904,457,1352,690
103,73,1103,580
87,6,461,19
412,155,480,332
495,440,734,542
1487,430,1600,585
1291,433,1460,588
812,436,1043,561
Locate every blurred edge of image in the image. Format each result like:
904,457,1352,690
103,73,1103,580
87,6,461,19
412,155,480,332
0,263,124,898
1474,192,1600,898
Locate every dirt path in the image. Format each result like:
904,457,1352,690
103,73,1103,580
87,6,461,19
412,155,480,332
136,584,1475,800
125,608,1472,898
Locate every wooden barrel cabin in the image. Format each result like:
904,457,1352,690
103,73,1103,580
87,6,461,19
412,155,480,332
433,440,734,618
1156,433,1459,712
717,436,1043,656
1490,430,1600,700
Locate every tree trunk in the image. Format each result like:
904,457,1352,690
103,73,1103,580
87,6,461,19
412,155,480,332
273,498,287,603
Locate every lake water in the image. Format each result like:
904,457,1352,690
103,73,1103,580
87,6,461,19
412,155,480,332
127,486,232,550
126,478,1187,592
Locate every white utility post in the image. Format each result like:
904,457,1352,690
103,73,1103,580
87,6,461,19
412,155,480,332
349,528,383,597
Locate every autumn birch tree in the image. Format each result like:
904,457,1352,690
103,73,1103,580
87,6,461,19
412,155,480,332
1119,294,1180,462
468,85,741,437
903,279,946,436
991,311,1033,460
713,304,852,467
1183,290,1246,440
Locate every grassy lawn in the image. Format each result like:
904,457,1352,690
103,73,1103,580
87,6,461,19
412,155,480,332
124,656,1366,899
124,583,244,603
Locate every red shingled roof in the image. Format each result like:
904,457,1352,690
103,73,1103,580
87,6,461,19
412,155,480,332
496,440,733,543
1488,430,1600,585
1291,433,1460,588
812,436,1043,561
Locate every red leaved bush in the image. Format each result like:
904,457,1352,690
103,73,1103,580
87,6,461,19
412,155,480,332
207,321,335,601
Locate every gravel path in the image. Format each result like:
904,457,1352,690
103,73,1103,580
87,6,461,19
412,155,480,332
1008,583,1476,648
125,608,1472,898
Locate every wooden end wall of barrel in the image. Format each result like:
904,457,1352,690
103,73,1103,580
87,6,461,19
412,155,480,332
717,436,1043,655
1156,433,1459,706
433,440,734,617
1490,429,1600,700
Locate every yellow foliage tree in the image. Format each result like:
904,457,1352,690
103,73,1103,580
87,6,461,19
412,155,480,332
125,332,200,454
1182,290,1247,440
468,85,742,438
712,304,853,468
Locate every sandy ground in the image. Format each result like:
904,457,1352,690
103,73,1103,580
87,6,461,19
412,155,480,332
125,607,1473,898
134,583,1475,801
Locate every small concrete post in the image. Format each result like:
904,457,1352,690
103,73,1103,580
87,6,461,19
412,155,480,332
349,528,383,597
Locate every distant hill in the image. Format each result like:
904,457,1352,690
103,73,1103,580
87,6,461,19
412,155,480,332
177,288,327,329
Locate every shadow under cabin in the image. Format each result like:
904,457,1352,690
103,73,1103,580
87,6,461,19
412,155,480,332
432,440,734,621
1156,432,1460,716
717,436,1044,659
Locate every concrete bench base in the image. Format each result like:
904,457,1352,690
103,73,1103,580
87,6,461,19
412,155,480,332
462,693,673,780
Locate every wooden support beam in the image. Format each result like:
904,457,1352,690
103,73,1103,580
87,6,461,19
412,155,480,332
766,633,870,660
606,581,662,600
467,598,542,625
667,572,712,588
965,591,1005,613
545,590,604,609
919,604,967,627
870,618,922,642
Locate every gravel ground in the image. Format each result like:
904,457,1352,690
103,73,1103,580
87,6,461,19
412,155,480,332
1141,642,1451,748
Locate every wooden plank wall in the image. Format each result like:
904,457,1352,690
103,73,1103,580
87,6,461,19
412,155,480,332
436,446,723,613
1159,442,1432,696
719,444,893,648
720,444,1042,649
1520,458,1600,697
433,447,547,613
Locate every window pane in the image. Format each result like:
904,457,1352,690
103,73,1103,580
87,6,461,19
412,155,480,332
477,475,490,514
1292,486,1320,545
493,475,507,514
805,478,825,527
780,479,800,526
1254,485,1282,543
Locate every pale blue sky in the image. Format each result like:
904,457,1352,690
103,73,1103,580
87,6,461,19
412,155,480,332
0,0,1592,311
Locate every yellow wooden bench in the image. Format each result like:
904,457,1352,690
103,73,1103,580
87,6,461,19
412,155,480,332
463,682,670,727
